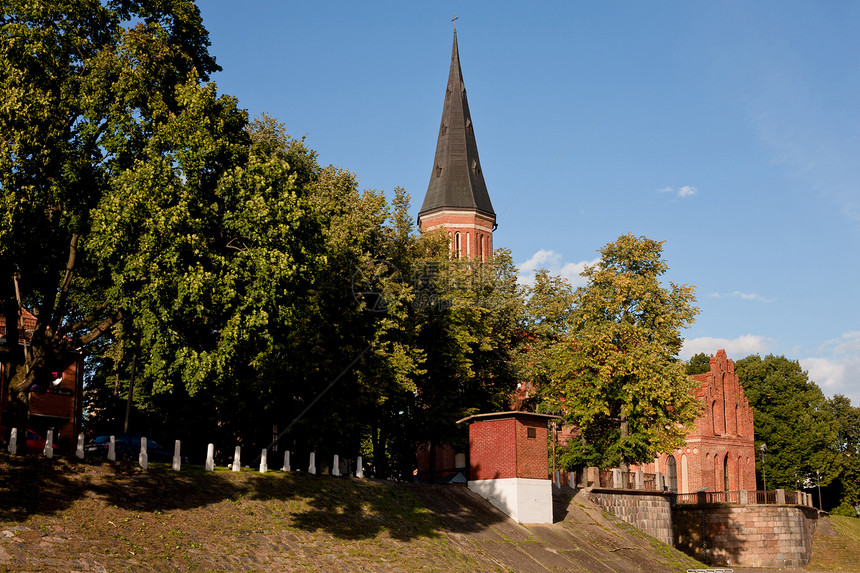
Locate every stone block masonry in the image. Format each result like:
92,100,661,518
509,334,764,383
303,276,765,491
587,490,674,545
673,504,818,568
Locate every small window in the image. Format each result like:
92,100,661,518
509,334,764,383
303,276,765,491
527,427,536,439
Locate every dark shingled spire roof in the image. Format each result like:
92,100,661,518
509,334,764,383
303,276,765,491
419,31,495,221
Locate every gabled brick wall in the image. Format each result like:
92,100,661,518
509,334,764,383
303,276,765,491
635,349,756,494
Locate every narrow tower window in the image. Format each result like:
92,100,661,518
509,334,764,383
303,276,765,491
454,232,461,259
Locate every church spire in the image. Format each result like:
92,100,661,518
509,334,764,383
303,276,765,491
418,30,495,226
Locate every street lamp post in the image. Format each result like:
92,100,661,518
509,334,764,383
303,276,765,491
817,469,822,510
759,443,768,498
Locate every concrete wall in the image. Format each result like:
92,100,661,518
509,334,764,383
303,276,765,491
587,490,674,545
673,504,819,568
469,477,553,523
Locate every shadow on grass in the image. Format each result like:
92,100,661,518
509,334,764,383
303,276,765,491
0,452,508,542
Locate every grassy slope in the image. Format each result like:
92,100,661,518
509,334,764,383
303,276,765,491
806,514,860,572
1,453,857,572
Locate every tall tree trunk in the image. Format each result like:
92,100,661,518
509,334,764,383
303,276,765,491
123,355,137,433
3,291,29,455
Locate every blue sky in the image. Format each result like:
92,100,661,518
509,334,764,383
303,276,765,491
198,1,860,404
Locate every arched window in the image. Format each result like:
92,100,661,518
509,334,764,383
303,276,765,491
724,453,730,492
466,232,471,258
667,456,678,493
480,235,485,261
454,232,461,259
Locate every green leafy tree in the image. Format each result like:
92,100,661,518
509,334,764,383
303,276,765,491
825,394,860,515
411,247,522,479
540,234,701,470
686,352,712,375
734,354,840,495
0,0,234,450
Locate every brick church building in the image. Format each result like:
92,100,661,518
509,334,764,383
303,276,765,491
633,350,757,494
414,32,757,492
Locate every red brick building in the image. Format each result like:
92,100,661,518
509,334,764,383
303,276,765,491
634,349,756,494
459,412,559,523
0,310,84,453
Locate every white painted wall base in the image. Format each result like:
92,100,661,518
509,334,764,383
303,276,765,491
468,477,553,523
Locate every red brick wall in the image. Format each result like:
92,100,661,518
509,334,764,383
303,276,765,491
468,416,550,481
469,418,516,480
418,209,494,261
515,418,549,479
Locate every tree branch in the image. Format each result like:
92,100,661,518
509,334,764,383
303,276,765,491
76,309,123,347
50,233,80,334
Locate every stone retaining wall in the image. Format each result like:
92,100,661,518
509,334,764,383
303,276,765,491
673,504,818,568
587,489,673,545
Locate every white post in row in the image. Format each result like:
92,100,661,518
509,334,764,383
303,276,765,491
44,430,54,459
205,443,215,471
108,435,116,461
232,446,241,472
308,452,316,474
260,448,268,473
332,454,340,476
139,437,148,469
6,428,16,455
281,451,291,472
76,433,85,459
172,440,182,471
355,456,364,478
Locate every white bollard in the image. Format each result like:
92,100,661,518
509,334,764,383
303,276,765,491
7,428,17,455
308,452,316,474
232,446,241,472
332,454,340,476
108,435,116,461
205,443,215,471
356,455,364,478
260,448,268,473
44,430,54,459
76,433,85,459
139,437,148,469
172,440,182,471
282,451,291,472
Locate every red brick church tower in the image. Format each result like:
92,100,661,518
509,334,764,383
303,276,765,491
417,30,496,260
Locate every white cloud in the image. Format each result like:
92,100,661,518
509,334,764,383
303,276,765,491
800,331,860,404
708,291,775,303
657,185,698,198
680,334,771,360
518,250,597,288
682,331,860,405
